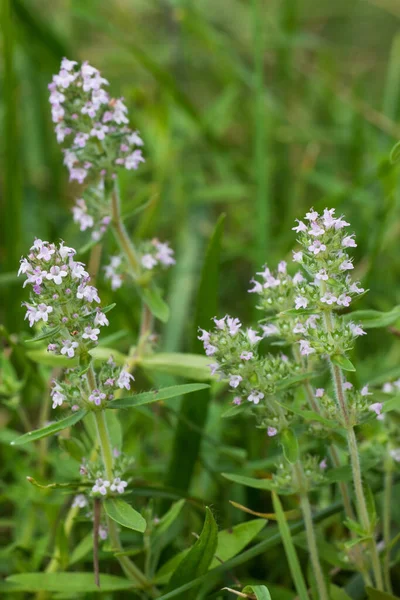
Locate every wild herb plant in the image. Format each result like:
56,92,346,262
3,48,400,600
199,207,400,598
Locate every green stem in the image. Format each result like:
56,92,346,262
322,307,383,589
293,463,329,600
86,365,155,591
301,367,355,521
92,409,114,481
110,182,140,275
383,457,393,593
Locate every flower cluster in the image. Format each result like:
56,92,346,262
19,239,109,358
272,455,328,494
248,260,321,346
72,182,111,241
49,58,145,183
78,450,133,499
50,356,134,411
198,315,303,435
313,383,386,427
104,240,175,290
290,208,366,357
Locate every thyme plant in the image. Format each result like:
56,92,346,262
199,207,397,597
5,56,400,600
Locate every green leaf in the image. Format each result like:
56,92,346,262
153,499,186,543
280,429,299,464
141,352,211,381
166,507,218,599
344,306,400,329
329,585,353,600
279,402,337,429
26,349,78,368
326,466,352,484
330,354,356,372
366,587,400,599
155,518,266,584
5,572,134,593
69,533,93,566
11,410,86,445
211,519,267,568
104,498,147,533
272,492,309,600
25,325,62,343
139,283,170,323
242,585,272,600
26,477,84,490
276,371,318,391
108,383,210,409
222,473,286,492
221,403,248,418
58,437,86,462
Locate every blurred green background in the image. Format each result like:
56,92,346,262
2,0,400,336
2,0,400,595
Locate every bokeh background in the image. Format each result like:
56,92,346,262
2,0,400,596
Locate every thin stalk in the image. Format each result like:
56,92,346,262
110,183,140,275
293,462,329,600
323,309,383,590
86,364,155,591
272,491,310,600
293,343,355,522
302,379,354,520
383,458,393,594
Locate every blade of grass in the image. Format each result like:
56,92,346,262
1,0,23,330
253,0,271,263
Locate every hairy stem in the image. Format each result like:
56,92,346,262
293,462,329,600
110,182,140,275
86,364,154,590
300,367,355,521
323,309,383,589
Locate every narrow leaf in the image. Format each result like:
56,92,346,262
104,498,146,533
242,585,272,600
366,588,399,600
6,572,134,593
166,507,218,599
108,383,209,409
11,410,86,445
141,352,211,381
222,473,288,493
280,429,299,464
331,354,356,372
25,325,62,343
272,492,309,600
344,306,400,329
139,283,170,323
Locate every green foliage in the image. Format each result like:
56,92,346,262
165,507,218,600
3,1,400,598
108,383,209,409
11,410,86,445
5,572,134,592
104,498,147,533
242,585,272,600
